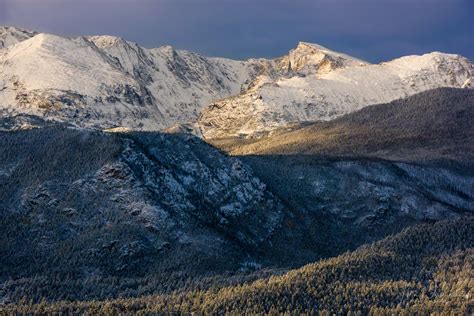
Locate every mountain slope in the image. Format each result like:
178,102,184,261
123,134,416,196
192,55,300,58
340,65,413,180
0,28,261,130
4,218,472,314
0,27,472,135
208,89,474,256
0,26,37,49
85,35,261,124
1,120,473,305
216,88,474,166
0,126,289,303
199,46,473,138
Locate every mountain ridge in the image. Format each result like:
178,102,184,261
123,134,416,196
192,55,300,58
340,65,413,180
0,27,260,130
213,88,474,167
199,52,472,138
0,26,37,49
1,124,472,306
0,26,472,136
0,27,473,311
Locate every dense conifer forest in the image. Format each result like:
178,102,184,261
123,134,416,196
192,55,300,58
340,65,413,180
2,218,472,314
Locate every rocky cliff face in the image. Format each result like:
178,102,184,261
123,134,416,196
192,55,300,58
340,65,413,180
275,42,368,76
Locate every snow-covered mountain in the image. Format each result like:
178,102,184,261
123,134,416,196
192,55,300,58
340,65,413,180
0,27,262,130
0,27,472,136
0,26,37,49
199,42,473,138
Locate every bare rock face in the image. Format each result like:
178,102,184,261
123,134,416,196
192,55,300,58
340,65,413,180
276,42,368,76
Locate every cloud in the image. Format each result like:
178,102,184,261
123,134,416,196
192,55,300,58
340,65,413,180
0,0,472,62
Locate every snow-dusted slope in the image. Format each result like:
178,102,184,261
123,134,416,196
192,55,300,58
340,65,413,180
0,33,152,129
275,42,368,76
86,35,264,125
199,43,473,138
0,28,260,130
0,27,472,134
0,26,37,49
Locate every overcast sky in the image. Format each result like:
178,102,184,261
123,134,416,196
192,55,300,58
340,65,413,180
1,0,473,62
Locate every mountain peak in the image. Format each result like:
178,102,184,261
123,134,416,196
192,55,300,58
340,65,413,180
295,41,331,51
384,51,473,81
86,35,137,50
14,32,80,53
155,45,178,55
292,41,365,62
4,31,135,97
277,41,368,76
0,26,37,49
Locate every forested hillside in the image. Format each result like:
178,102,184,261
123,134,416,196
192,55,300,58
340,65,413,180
1,121,472,309
2,218,472,314
217,88,474,167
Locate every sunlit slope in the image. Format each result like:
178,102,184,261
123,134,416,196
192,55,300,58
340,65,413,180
220,88,474,166
3,218,472,314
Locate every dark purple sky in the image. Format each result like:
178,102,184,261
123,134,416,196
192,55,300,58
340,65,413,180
1,0,473,62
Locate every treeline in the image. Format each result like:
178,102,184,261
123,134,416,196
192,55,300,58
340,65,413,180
2,218,472,314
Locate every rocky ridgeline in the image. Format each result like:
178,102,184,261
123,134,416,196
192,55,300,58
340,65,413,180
0,27,472,137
